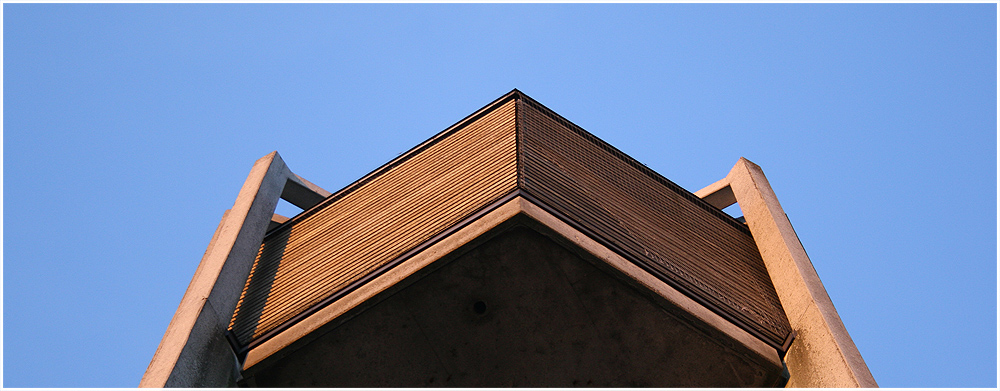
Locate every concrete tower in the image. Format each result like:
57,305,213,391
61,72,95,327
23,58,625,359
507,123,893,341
141,90,876,388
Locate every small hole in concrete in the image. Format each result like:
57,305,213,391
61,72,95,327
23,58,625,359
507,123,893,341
473,300,487,315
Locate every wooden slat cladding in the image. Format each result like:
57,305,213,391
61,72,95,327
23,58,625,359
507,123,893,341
516,98,792,347
228,91,793,352
229,100,518,346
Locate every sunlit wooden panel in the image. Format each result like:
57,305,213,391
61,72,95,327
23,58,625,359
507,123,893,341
230,99,518,346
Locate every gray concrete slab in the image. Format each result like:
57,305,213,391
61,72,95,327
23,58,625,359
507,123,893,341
140,152,331,388
699,158,877,388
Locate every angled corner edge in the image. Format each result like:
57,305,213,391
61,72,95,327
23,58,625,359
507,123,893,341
722,157,877,388
239,194,528,371
141,152,326,388
241,194,782,374
694,175,737,210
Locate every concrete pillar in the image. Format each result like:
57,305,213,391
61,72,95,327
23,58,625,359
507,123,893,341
140,152,331,387
696,158,877,388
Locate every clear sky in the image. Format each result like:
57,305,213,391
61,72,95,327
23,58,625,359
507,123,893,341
3,4,996,388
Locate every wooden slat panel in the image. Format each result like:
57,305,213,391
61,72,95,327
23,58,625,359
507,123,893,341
517,97,792,347
229,91,792,352
230,100,518,345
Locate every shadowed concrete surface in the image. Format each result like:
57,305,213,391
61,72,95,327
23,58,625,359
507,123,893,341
243,226,784,387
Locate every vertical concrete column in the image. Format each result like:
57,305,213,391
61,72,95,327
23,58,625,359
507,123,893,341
141,152,330,387
698,158,877,388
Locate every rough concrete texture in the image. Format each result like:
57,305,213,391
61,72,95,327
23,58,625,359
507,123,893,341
244,226,784,387
705,158,877,388
141,152,330,388
165,299,243,387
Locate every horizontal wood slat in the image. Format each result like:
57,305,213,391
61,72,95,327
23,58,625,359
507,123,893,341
228,90,792,353
229,100,518,346
517,97,792,347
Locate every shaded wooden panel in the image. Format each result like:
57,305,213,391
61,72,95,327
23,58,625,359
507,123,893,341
230,99,519,346
516,96,792,348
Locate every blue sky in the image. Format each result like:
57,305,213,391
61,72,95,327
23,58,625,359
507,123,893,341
3,4,996,388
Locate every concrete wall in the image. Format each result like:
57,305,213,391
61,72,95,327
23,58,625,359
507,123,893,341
243,225,784,387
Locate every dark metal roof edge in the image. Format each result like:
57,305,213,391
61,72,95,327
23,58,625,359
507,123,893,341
514,93,753,235
264,89,523,239
266,89,748,238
